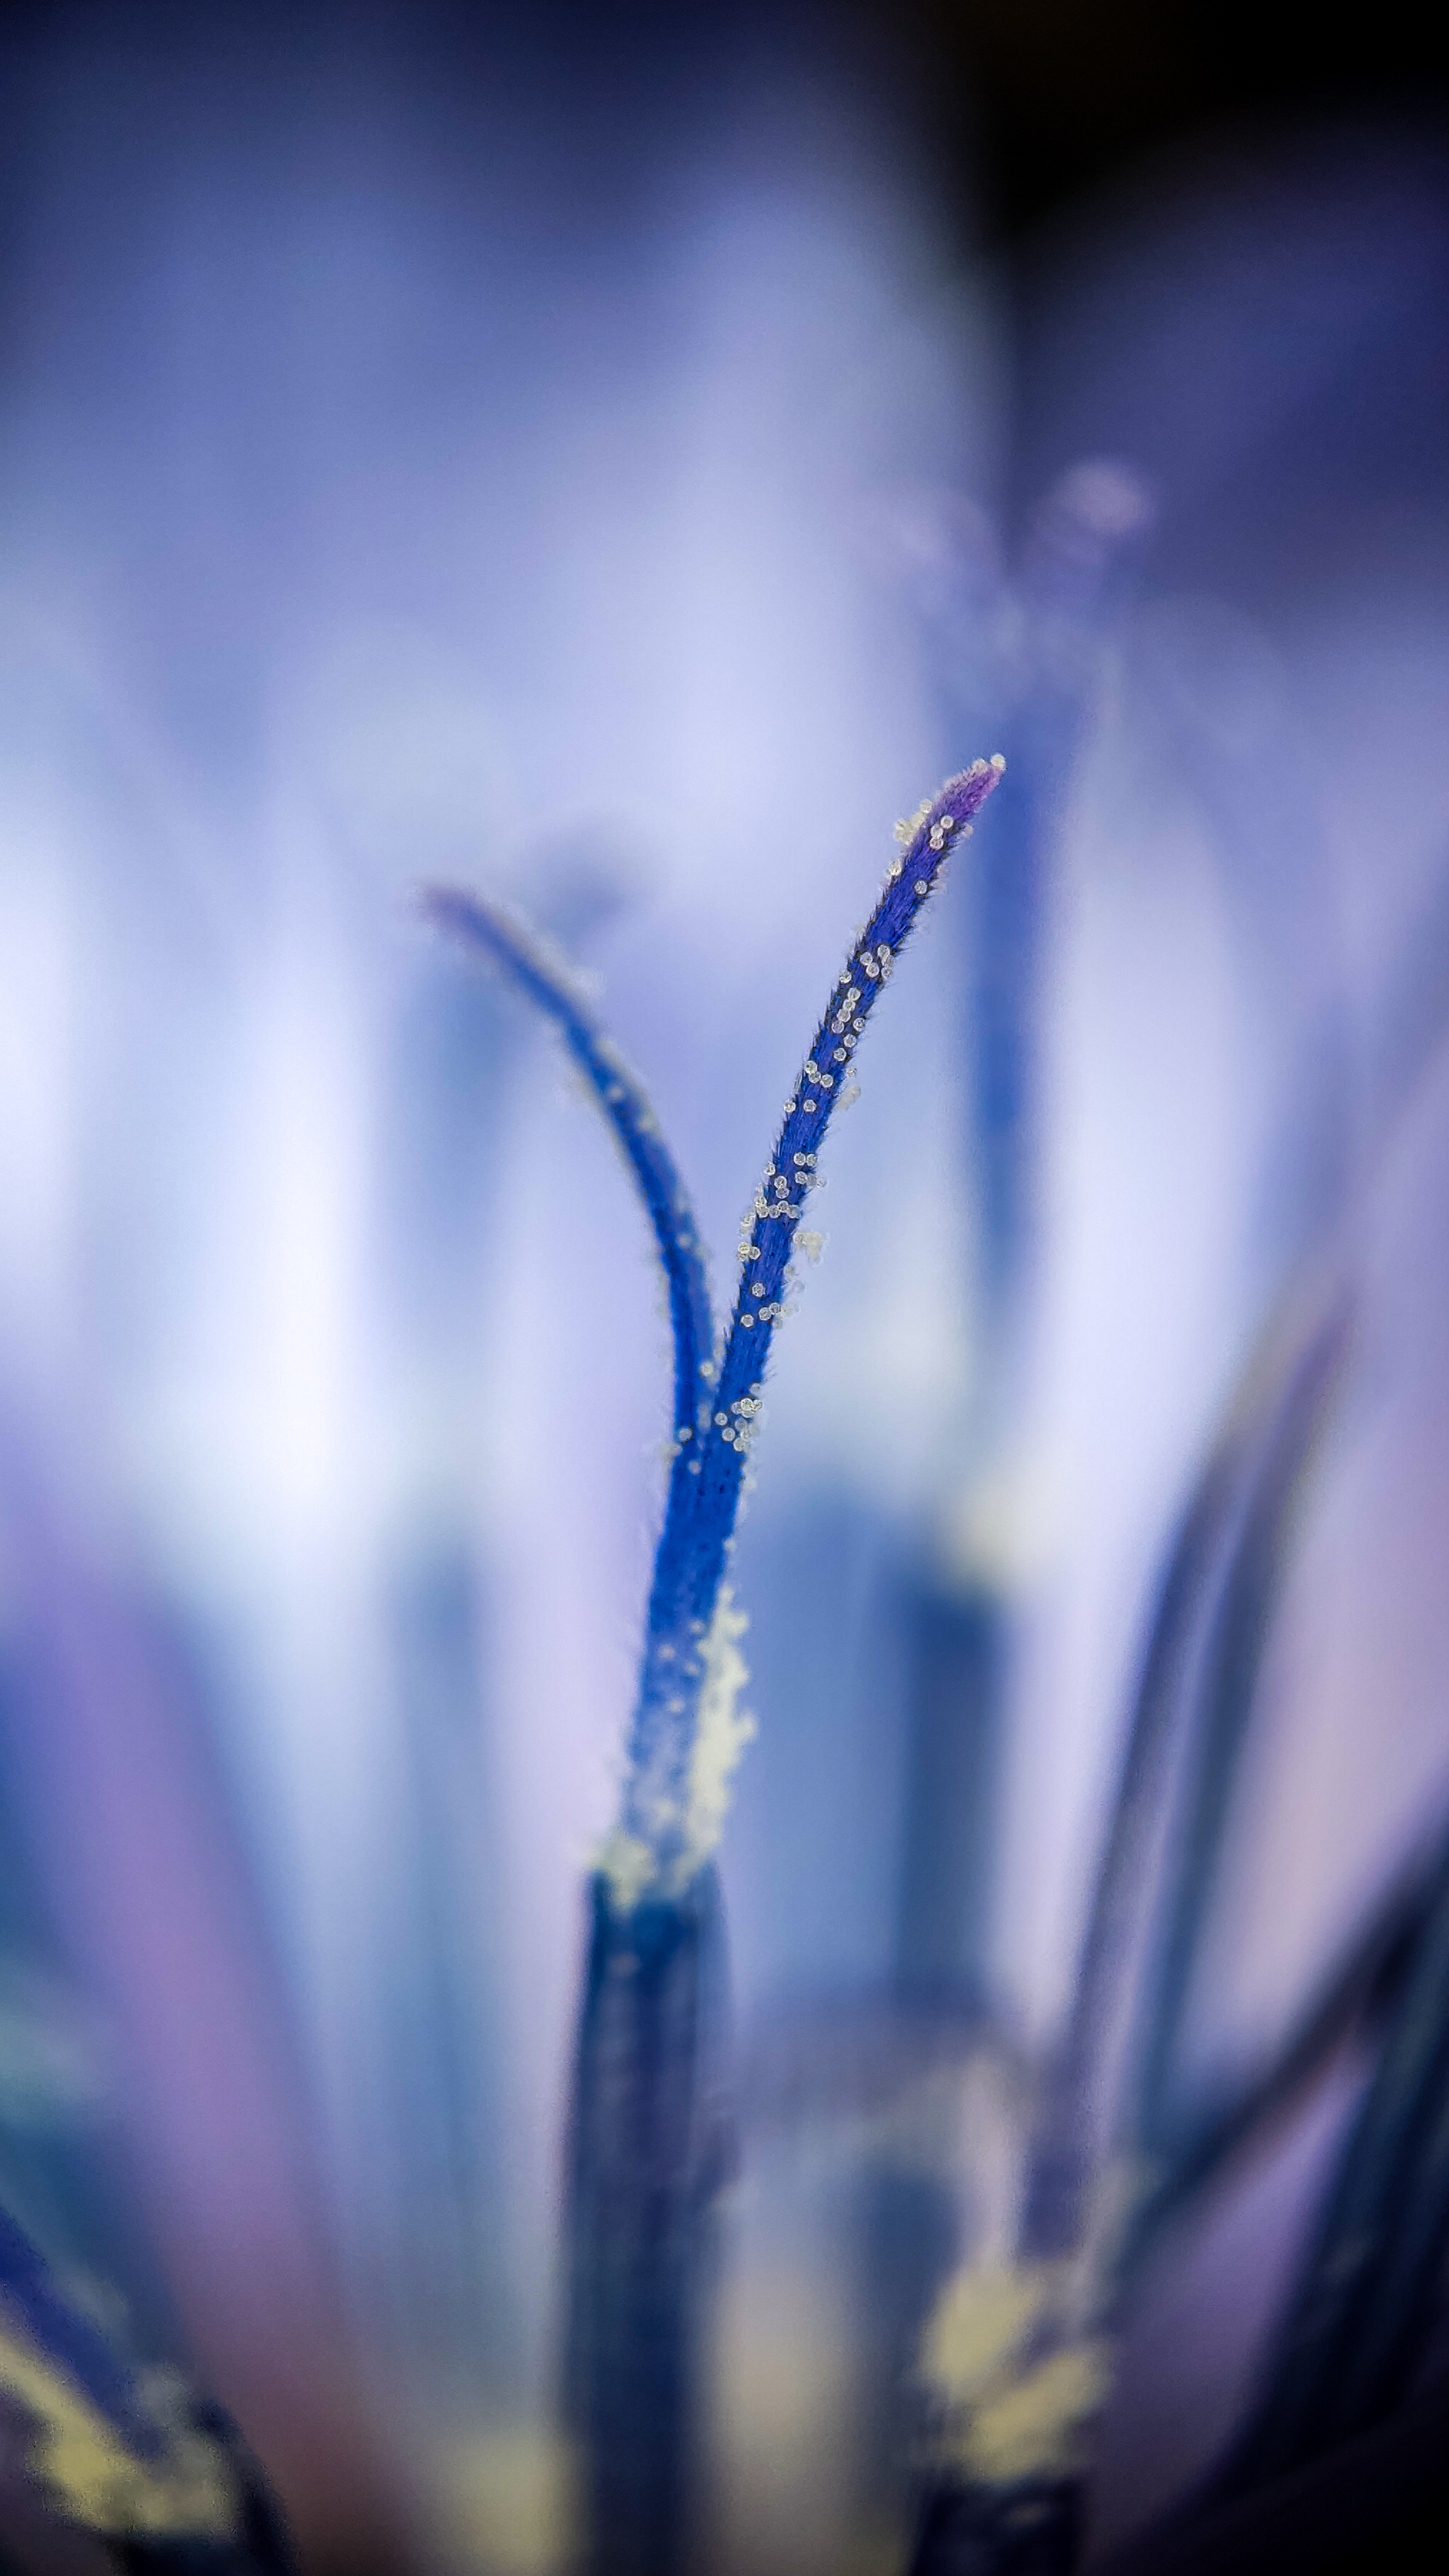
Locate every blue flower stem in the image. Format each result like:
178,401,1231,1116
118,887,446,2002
622,758,1004,1880
563,1865,732,2576
422,888,727,2573
427,772,1005,2576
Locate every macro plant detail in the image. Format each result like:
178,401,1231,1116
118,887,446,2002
424,575,1449,2576
425,754,1006,1906
427,757,1004,2575
1,12,1445,2571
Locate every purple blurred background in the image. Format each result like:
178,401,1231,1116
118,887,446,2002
0,5,1446,2568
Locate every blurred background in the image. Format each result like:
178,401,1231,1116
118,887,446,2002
0,3,1447,2569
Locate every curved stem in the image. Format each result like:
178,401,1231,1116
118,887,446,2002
419,886,716,1487
620,759,1006,1870
422,765,1007,1897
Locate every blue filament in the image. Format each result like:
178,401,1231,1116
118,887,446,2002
425,757,1004,1889
621,759,1004,1865
417,888,716,1452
